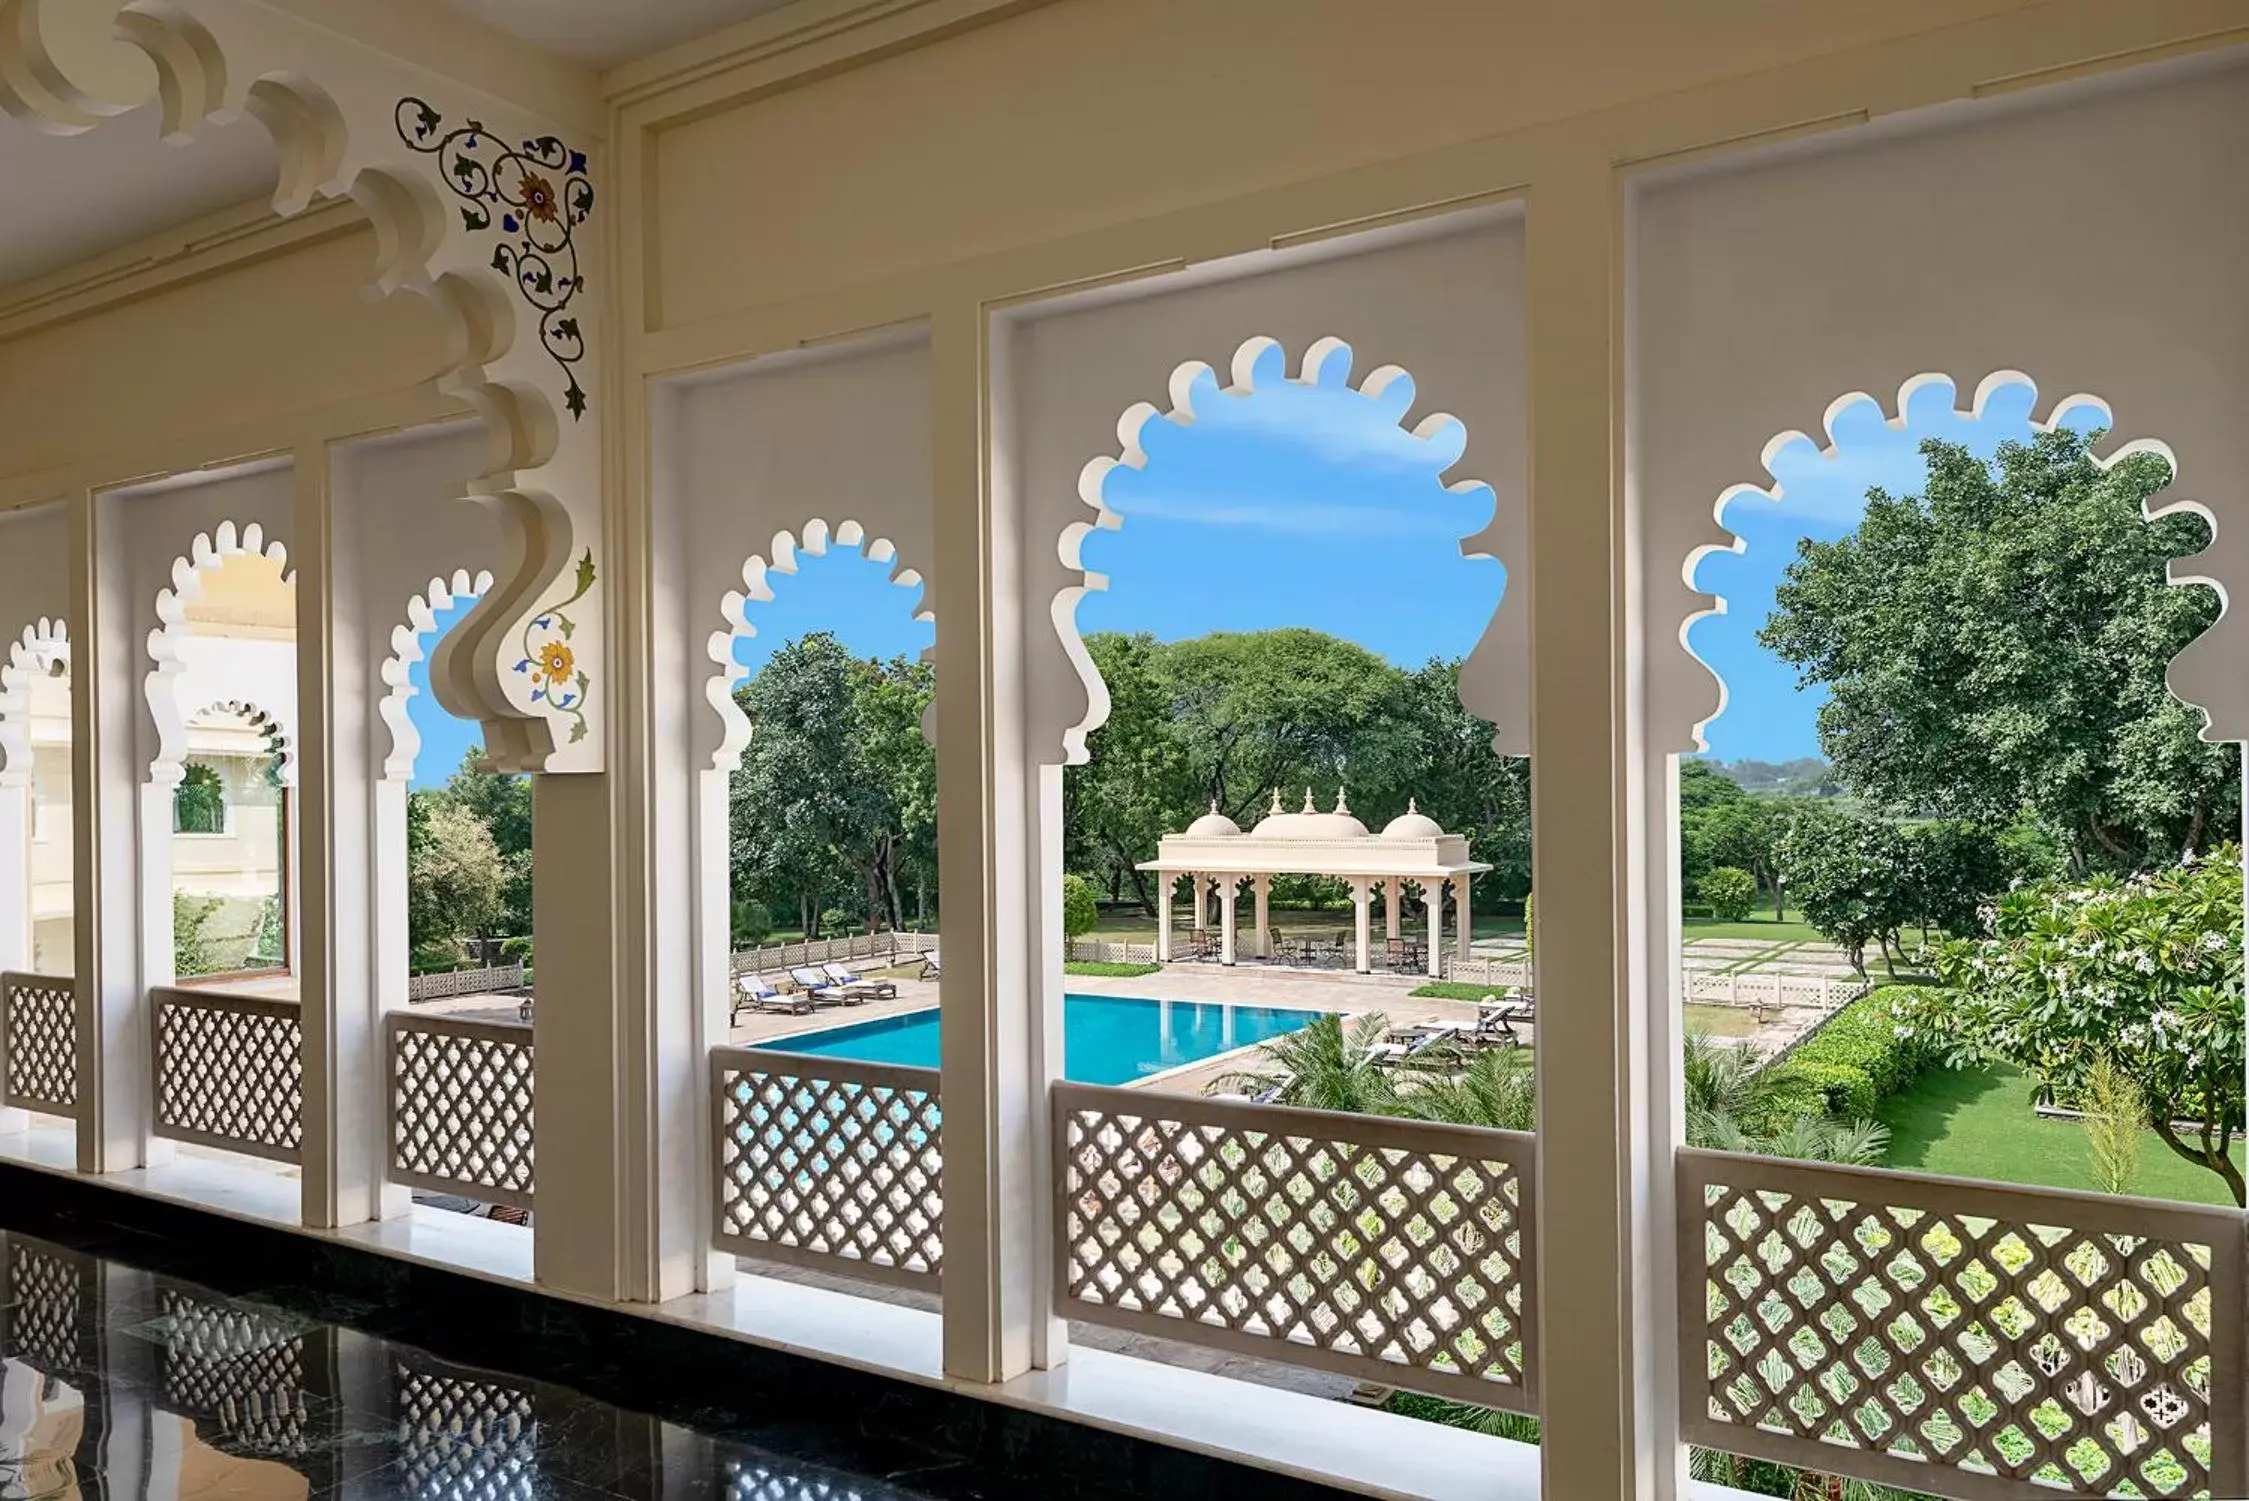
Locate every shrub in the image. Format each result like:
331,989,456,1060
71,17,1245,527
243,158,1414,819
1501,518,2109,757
1699,866,1757,922
730,898,773,947
498,936,534,964
1771,986,1935,1119
1061,873,1101,939
173,892,222,978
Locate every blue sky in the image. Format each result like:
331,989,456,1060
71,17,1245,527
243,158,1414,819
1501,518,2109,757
407,363,2100,785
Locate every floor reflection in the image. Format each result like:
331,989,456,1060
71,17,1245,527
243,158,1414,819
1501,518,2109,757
0,1232,950,1500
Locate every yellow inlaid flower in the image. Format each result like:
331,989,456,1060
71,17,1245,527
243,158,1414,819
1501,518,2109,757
540,641,575,685
520,171,560,225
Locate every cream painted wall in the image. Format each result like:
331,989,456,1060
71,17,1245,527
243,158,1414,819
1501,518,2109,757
0,227,452,488
647,0,2051,322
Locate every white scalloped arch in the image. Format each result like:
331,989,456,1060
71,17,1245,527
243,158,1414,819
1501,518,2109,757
0,619,70,788
705,517,931,772
146,519,295,787
1674,370,2201,752
380,568,495,782
1,0,591,771
182,697,294,789
1054,332,1510,764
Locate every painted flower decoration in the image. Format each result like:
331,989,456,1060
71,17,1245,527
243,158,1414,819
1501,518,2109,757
540,641,575,685
520,171,560,224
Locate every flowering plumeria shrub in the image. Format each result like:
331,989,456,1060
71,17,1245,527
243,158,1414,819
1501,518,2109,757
1903,846,2244,1204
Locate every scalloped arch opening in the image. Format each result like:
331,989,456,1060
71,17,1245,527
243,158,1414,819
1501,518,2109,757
705,517,933,774
1054,332,1508,766
146,520,295,787
381,568,495,784
0,619,71,788
1675,370,2204,756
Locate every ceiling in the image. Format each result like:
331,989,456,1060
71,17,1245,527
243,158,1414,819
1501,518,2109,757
0,102,278,290
437,0,803,68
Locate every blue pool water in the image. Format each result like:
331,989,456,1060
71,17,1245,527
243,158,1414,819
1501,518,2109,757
767,993,1325,1086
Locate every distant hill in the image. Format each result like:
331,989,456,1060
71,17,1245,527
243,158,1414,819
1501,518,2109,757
1710,757,1841,798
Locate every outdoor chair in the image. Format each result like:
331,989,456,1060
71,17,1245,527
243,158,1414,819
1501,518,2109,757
789,966,860,1005
920,949,942,979
820,961,898,1000
735,973,815,1022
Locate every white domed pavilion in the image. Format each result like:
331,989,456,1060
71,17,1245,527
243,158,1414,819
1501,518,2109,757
1138,790,1490,974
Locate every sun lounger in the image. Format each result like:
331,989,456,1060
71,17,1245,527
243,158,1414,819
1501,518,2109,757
735,973,814,1022
820,961,898,1000
789,966,859,1005
920,949,942,979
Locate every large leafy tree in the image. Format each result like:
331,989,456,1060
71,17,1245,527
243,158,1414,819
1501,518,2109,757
1903,851,2245,1205
1399,658,1531,900
406,794,509,960
849,655,937,930
1762,429,2234,872
1778,808,1917,977
1068,633,1200,910
729,633,875,938
437,748,533,938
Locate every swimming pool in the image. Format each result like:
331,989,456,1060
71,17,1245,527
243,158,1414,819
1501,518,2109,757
765,993,1326,1086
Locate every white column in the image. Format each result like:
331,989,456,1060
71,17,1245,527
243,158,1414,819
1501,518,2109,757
1217,876,1240,966
1155,872,1173,961
1351,878,1372,974
0,779,26,1134
1190,872,1205,929
1455,874,1474,965
1251,874,1271,958
1420,878,1443,979
73,486,165,1173
1384,875,1402,941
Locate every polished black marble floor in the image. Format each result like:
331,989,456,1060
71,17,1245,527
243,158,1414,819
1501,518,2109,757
0,1228,993,1500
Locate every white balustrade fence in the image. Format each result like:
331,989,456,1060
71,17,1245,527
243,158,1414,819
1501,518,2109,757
710,1047,942,1288
405,962,527,1004
728,930,936,980
151,987,303,1162
1436,956,1533,988
1680,1147,2247,1500
1685,970,1862,1013
1066,938,1159,965
0,971,78,1117
1054,1084,1539,1410
389,1012,536,1208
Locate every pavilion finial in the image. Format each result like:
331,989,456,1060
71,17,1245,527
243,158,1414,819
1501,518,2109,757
1269,788,1283,816
1407,797,1418,814
1334,786,1351,815
1301,787,1316,813
1209,798,1220,815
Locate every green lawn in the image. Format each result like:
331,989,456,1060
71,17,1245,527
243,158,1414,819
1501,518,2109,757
1878,1062,2244,1207
1064,960,1161,978
1682,912,1825,944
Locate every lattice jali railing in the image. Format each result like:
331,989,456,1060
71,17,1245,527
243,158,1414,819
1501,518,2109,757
711,1048,942,1287
1054,1084,1538,1410
388,1013,535,1209
157,1288,330,1463
1679,1148,2249,1500
394,1356,539,1501
1,971,78,1116
150,987,302,1162
1,1236,88,1375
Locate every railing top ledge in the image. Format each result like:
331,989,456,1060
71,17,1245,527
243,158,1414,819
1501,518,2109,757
1054,1078,1536,1161
388,1009,532,1042
712,1044,940,1094
149,985,301,1020
0,971,72,987
1680,1143,2248,1238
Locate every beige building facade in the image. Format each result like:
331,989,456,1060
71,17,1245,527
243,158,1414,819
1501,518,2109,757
0,3,2246,1499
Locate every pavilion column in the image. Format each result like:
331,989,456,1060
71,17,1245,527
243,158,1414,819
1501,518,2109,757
1251,875,1271,958
1454,874,1474,966
1385,876,1402,941
1155,873,1174,962
1351,879,1372,974
1216,876,1240,966
1419,878,1444,980
1190,873,1206,930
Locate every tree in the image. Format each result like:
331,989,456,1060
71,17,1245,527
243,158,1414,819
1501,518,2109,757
1695,796,1797,918
1904,849,2245,1205
1699,866,1757,922
438,749,533,939
1399,658,1531,900
1900,819,2011,942
406,794,508,962
1761,428,2235,872
849,655,937,930
1068,634,1199,911
1214,1011,1400,1114
1061,873,1100,941
173,891,221,978
730,633,872,939
1779,809,1915,978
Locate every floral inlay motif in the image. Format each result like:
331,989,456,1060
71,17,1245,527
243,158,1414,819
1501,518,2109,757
516,550,596,745
394,97,594,419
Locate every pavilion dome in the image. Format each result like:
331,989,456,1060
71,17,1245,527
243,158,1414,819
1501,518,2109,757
1184,801,1243,837
1251,787,1370,840
1382,799,1445,840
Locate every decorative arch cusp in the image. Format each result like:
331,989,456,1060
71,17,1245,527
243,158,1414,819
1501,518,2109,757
145,519,294,788
380,568,493,782
1052,332,1518,765
1668,370,2205,754
0,619,70,788
704,517,931,773
0,0,603,773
